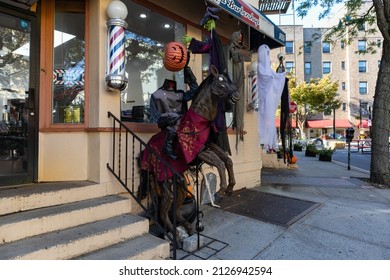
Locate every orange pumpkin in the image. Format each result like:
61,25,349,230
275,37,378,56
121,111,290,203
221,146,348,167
163,42,188,72
289,155,297,164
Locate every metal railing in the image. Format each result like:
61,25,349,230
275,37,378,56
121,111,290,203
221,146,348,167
106,111,194,259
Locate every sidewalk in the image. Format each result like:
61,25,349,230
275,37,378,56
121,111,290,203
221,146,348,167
179,151,390,260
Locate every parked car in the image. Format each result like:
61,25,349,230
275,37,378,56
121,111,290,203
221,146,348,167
308,133,346,146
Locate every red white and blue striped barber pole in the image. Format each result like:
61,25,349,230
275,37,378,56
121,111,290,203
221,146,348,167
247,61,258,111
105,0,128,91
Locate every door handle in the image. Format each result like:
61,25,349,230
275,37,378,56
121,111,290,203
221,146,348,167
26,88,35,110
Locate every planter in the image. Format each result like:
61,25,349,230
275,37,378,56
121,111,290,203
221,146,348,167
293,146,303,151
305,150,317,157
318,154,332,161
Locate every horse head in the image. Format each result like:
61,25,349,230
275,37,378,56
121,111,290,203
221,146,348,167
191,65,239,121
209,65,239,105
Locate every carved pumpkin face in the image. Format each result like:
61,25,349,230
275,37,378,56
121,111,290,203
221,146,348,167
163,42,188,72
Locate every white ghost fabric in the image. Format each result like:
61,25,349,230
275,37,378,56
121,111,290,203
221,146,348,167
257,44,286,150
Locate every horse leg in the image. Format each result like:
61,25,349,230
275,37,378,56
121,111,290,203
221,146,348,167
208,142,236,195
175,180,194,236
159,180,177,238
197,149,227,203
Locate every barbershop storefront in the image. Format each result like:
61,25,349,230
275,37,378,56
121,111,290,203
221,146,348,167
0,0,284,190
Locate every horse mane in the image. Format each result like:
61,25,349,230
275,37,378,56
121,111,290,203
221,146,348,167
191,73,214,103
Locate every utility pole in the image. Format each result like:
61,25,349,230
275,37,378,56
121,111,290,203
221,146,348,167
333,106,336,138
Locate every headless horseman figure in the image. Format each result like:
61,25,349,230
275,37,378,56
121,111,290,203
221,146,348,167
183,6,232,155
149,59,198,160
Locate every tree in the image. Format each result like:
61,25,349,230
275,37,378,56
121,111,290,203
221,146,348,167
297,0,390,186
288,74,340,139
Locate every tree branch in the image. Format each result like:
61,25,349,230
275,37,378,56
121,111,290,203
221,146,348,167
372,0,390,41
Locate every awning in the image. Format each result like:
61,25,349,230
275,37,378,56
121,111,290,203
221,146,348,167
206,0,286,49
306,119,353,129
356,119,371,128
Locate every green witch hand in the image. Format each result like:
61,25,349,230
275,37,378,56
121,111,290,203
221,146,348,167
182,35,192,45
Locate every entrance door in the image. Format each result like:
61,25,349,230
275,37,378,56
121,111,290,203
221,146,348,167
0,6,38,186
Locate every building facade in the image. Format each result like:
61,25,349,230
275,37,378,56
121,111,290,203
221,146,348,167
0,1,286,195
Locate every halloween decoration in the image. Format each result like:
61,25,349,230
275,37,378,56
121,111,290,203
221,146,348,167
141,66,239,238
163,42,188,72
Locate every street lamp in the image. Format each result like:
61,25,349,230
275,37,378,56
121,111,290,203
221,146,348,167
105,0,128,91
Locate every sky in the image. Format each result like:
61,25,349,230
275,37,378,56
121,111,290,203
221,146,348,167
266,2,346,28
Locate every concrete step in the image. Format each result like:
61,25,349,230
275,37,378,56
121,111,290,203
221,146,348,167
0,214,149,260
0,181,123,216
75,234,170,260
0,195,131,244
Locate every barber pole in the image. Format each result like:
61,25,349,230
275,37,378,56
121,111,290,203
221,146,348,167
247,71,258,111
251,74,258,110
247,61,258,111
108,25,125,77
105,0,128,91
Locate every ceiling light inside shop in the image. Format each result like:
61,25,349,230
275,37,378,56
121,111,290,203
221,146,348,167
139,13,147,18
163,24,171,29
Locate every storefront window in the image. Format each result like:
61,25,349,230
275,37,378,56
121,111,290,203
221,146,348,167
121,0,185,123
52,0,85,124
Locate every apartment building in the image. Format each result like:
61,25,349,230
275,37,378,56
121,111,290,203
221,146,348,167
271,24,383,138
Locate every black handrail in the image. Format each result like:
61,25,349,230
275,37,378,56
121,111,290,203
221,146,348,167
106,111,195,260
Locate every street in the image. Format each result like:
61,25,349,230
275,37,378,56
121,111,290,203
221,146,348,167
332,148,371,171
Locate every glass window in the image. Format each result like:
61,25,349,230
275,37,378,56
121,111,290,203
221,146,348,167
286,61,295,73
358,40,366,51
342,103,346,111
341,61,345,70
341,41,345,49
359,82,367,94
357,22,365,31
304,41,311,53
342,82,346,90
52,0,85,124
120,0,189,123
323,62,331,74
322,41,330,53
359,61,367,73
378,60,381,68
304,62,311,75
360,102,368,116
285,41,294,54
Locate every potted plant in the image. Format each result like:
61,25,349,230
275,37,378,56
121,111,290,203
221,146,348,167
305,143,317,157
293,142,303,151
317,147,335,161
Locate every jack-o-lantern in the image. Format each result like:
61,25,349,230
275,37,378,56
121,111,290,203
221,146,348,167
163,42,188,72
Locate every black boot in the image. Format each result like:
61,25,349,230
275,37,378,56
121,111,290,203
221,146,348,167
163,130,178,160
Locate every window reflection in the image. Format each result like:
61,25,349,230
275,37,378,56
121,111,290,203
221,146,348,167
120,0,185,123
52,0,85,124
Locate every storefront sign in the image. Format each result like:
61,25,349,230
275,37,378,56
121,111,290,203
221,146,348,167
206,0,285,45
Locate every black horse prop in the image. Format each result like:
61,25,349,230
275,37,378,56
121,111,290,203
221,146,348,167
140,66,239,237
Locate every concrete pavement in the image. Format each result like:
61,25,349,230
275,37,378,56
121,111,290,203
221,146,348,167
178,150,390,260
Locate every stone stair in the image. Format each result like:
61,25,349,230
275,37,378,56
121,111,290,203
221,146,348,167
0,181,170,260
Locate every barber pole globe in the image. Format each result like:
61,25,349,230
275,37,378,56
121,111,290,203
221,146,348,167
105,1,128,91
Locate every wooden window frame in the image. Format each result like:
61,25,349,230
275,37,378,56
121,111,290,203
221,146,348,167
39,0,89,132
